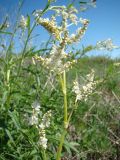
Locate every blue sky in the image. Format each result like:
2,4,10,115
0,0,120,58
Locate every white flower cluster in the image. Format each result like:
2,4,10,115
68,18,89,44
34,14,62,40
19,15,28,29
30,101,41,125
33,5,89,43
34,44,76,74
61,6,78,25
29,101,51,149
39,110,51,129
33,5,89,74
38,110,51,149
38,129,47,149
49,5,78,25
113,62,120,66
73,70,96,102
96,39,119,51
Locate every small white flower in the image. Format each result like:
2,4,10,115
32,101,41,111
62,11,68,19
79,18,89,25
42,110,51,128
113,62,120,66
35,44,74,74
73,70,96,102
82,85,88,92
38,136,48,149
39,123,45,129
19,15,27,29
73,80,82,101
68,22,89,44
96,39,119,51
29,114,38,125
86,69,94,81
69,14,78,25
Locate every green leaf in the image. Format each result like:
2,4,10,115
8,111,21,130
0,31,12,35
0,155,6,160
67,3,73,9
5,129,16,146
64,140,79,153
27,15,31,33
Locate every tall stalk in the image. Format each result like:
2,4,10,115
56,71,68,160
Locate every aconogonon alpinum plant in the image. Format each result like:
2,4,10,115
0,0,118,159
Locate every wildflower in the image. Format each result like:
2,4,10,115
73,80,83,102
19,15,27,29
29,103,51,149
38,110,51,149
57,60,77,74
42,110,51,128
113,62,120,66
73,70,96,102
61,6,78,25
62,11,69,19
68,19,89,44
39,123,45,129
32,100,41,111
34,44,76,74
79,18,89,26
68,27,87,44
38,129,48,149
39,136,48,149
69,14,78,25
35,17,61,40
34,44,65,72
33,6,88,73
30,114,38,125
29,101,41,125
96,39,119,51
86,69,95,81
35,45,64,70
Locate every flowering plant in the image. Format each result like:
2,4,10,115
0,0,119,160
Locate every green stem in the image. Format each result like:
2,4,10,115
63,71,68,129
17,1,50,77
56,71,68,160
43,150,47,160
56,130,66,160
17,23,36,77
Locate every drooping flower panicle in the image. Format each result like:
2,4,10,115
33,5,89,44
96,39,119,51
30,101,51,149
68,18,89,44
33,5,89,74
29,101,41,125
19,15,28,29
34,44,76,74
73,69,96,102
